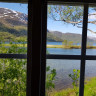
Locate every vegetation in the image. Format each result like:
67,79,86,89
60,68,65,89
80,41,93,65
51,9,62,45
48,5,96,34
1,5,96,96
47,44,96,49
48,71,96,96
69,69,80,96
0,41,56,96
0,41,27,96
46,66,56,96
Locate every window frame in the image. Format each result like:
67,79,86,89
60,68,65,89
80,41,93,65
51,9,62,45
41,1,96,96
1,0,96,96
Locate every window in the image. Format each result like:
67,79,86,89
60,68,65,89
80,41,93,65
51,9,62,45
39,1,96,96
1,0,96,96
0,1,28,96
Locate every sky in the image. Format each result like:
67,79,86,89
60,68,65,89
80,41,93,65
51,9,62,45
47,6,96,37
0,2,28,14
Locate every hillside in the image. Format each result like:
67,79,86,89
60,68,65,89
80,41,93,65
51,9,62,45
0,8,27,41
47,30,96,44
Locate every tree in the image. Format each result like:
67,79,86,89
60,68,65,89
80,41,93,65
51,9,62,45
62,40,68,46
68,41,73,46
48,5,96,34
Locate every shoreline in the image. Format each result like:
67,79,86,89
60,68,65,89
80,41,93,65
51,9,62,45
54,76,96,91
1,44,96,49
47,45,96,49
48,76,96,96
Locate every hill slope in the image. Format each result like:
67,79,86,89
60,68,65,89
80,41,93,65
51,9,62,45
0,8,27,41
47,30,96,44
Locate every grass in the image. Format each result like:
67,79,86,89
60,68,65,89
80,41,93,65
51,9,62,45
0,44,27,47
47,45,96,49
1,44,96,49
47,77,96,96
47,88,76,96
84,77,96,96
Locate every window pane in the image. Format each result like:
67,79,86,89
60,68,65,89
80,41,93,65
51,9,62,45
0,2,28,54
47,5,83,55
84,60,96,96
0,59,27,96
86,6,96,55
46,59,80,96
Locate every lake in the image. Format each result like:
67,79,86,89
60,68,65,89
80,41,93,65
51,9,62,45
46,42,96,90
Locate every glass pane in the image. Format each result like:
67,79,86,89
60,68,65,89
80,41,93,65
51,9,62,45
86,6,96,55
0,59,27,96
47,5,83,55
84,60,96,96
0,2,28,54
46,59,80,96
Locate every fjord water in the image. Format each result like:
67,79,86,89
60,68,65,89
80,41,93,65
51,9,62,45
47,42,96,55
47,42,96,90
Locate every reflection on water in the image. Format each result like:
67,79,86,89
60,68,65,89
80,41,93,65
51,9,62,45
47,48,81,55
47,48,96,55
47,60,80,90
47,60,96,90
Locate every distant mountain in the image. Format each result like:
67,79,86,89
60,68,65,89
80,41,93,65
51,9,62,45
0,7,96,44
47,30,96,44
0,8,27,25
0,8,27,39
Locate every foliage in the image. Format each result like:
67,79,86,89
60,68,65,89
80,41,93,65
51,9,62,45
0,59,26,96
48,5,83,25
46,66,56,96
69,69,80,96
48,5,96,34
0,41,56,96
46,66,56,90
84,77,96,96
0,31,27,42
62,40,68,46
49,77,96,96
47,32,63,42
0,41,27,96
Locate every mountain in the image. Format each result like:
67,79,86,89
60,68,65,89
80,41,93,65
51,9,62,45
0,8,27,41
47,30,96,44
0,7,96,44
0,8,27,25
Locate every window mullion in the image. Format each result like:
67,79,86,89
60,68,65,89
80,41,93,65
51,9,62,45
27,0,42,96
79,4,88,96
47,0,96,4
46,54,81,60
0,54,27,59
40,1,47,96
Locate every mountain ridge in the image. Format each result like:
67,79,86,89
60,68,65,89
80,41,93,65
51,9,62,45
0,7,96,44
47,30,96,44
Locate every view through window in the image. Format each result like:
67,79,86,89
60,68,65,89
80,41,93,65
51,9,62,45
0,2,28,96
46,4,96,96
1,1,96,96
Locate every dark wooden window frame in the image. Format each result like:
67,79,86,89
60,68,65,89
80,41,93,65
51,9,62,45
41,1,96,96
0,0,96,96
